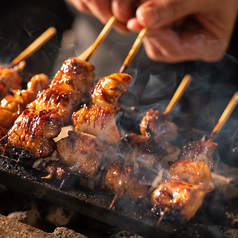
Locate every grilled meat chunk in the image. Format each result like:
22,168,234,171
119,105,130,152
29,58,95,125
150,179,206,220
0,74,49,130
178,140,217,170
120,133,168,169
72,105,121,144
164,160,214,193
91,73,132,110
0,109,62,160
55,131,104,179
140,109,178,142
0,66,23,99
51,57,95,95
29,82,82,125
100,159,149,207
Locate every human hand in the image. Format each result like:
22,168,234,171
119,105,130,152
66,0,139,33
127,0,238,62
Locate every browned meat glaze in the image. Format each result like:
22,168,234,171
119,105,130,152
51,57,95,96
100,159,149,208
29,83,82,125
120,133,168,169
28,58,95,125
0,66,23,100
0,74,49,131
178,139,217,171
91,73,132,110
150,179,206,220
140,109,178,142
43,131,104,180
0,109,62,160
72,105,121,144
56,131,104,179
164,160,214,193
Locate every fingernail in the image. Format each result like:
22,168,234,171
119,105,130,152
137,6,159,26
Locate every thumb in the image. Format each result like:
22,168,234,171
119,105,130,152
136,0,212,28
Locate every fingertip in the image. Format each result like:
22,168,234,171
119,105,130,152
136,1,159,27
127,18,143,32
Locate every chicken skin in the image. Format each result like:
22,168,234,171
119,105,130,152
150,179,206,220
72,105,121,144
165,160,214,193
91,73,132,110
140,109,178,142
0,109,62,160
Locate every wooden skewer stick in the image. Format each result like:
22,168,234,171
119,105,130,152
9,27,57,67
119,28,147,73
163,74,192,115
157,207,169,226
78,16,116,61
209,91,238,140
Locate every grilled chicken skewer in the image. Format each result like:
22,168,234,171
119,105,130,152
72,105,121,144
140,75,192,142
0,74,49,137
150,92,238,221
100,159,149,209
43,131,104,182
0,27,56,99
150,179,206,220
0,109,62,160
120,133,169,170
179,91,238,170
28,57,95,125
0,57,95,159
91,73,132,111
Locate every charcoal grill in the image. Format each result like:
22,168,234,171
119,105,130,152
0,151,238,238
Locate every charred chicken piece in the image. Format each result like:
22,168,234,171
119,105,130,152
28,57,95,125
164,160,214,193
100,159,149,208
120,133,168,169
72,105,121,144
54,131,104,180
0,66,23,99
43,161,68,180
91,73,132,110
1,73,49,114
178,140,217,171
150,179,206,220
51,57,95,95
0,74,49,134
28,82,82,125
140,109,178,142
0,109,62,160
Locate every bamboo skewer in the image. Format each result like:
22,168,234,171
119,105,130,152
163,74,192,115
78,16,116,61
209,91,238,140
119,28,147,73
9,27,57,67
